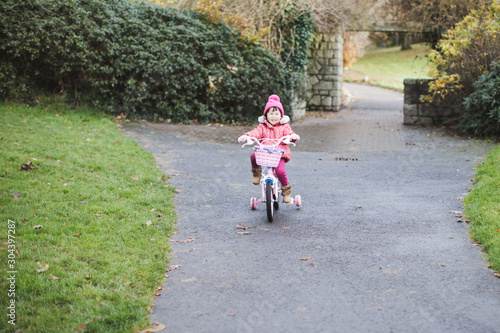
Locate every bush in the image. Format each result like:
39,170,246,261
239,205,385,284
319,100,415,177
460,61,500,137
425,2,500,108
0,0,290,123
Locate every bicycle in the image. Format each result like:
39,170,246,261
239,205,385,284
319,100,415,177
242,136,302,222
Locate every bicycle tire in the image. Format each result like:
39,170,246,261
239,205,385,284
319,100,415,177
266,181,274,222
274,187,279,210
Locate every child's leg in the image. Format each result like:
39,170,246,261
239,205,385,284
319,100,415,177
250,153,259,169
274,159,289,186
250,153,261,185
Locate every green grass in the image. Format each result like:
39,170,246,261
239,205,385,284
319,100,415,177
344,43,432,91
0,100,176,332
464,145,500,273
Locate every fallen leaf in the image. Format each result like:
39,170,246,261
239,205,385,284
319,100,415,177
132,177,139,181
158,213,164,217
74,233,81,238
150,208,156,212
155,293,161,296
138,322,166,333
35,261,49,273
114,141,119,146
300,257,311,261
236,224,255,230
18,161,34,171
146,220,152,226
50,274,60,281
236,232,251,235
46,155,51,159
86,138,91,142
13,195,20,201
33,225,43,229
309,263,316,266
167,265,181,272
227,313,236,317
157,286,163,291
494,272,500,278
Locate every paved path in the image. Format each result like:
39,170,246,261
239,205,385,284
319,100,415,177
122,83,500,333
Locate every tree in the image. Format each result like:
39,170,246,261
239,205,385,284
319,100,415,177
386,0,490,47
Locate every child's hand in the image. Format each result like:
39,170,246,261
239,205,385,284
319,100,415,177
238,135,249,143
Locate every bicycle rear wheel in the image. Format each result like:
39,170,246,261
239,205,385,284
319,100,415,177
266,181,274,222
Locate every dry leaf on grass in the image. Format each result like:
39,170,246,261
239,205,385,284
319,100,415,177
35,261,49,273
139,322,166,333
19,161,35,171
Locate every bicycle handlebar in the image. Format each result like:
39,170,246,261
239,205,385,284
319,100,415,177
241,136,296,148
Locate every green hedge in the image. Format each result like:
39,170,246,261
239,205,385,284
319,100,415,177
461,61,500,137
0,0,292,123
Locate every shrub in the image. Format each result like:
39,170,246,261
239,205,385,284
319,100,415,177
425,2,500,108
460,61,500,137
0,0,289,123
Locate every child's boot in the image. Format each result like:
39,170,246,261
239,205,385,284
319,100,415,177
252,166,261,185
282,184,292,203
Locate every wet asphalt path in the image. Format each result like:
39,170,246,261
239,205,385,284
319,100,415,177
122,83,500,332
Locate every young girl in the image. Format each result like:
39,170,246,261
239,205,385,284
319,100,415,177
238,94,300,203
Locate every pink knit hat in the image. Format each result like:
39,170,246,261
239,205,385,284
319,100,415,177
263,94,284,117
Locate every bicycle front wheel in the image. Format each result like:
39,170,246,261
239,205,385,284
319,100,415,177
266,181,274,222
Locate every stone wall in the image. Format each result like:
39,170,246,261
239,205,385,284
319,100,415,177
306,32,344,112
403,78,462,125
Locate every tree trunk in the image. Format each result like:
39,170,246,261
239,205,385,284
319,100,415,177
401,33,412,50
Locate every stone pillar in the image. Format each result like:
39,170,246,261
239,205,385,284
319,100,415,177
306,30,343,112
403,78,461,125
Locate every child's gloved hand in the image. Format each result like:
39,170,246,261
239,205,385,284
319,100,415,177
289,134,300,141
238,135,249,143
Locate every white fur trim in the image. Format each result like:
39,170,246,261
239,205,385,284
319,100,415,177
280,115,290,124
258,114,290,124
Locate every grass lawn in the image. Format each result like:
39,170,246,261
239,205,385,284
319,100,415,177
464,145,500,273
344,43,432,91
0,101,176,332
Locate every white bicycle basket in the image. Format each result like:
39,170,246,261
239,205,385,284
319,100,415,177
253,146,284,167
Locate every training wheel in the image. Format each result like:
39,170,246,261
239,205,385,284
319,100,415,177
294,195,302,207
250,197,257,210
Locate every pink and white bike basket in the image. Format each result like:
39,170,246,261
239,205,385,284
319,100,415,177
253,146,284,167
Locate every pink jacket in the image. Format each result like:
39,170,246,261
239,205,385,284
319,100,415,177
244,116,298,162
